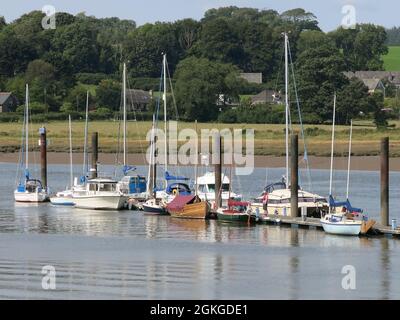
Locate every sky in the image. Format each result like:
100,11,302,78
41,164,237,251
1,0,399,31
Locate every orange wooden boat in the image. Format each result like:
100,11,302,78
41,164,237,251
167,195,210,219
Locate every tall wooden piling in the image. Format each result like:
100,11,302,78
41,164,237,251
214,133,222,209
290,134,298,218
39,127,47,190
381,137,389,226
91,132,98,179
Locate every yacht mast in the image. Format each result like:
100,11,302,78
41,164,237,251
25,84,29,170
284,33,289,187
83,91,89,175
123,63,127,167
69,115,73,188
163,54,168,183
346,120,353,200
329,94,337,214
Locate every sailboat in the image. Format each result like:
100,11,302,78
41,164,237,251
153,53,192,203
14,84,49,203
117,63,147,201
142,114,168,215
50,115,76,206
250,32,328,218
320,95,365,236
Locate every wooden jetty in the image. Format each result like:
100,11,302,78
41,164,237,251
259,215,400,238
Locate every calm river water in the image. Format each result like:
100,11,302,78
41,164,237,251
0,162,399,299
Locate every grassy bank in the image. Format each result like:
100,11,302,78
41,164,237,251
383,46,400,71
1,120,400,156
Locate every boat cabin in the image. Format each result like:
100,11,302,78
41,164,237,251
165,182,191,195
86,179,119,193
264,182,286,194
17,179,44,193
196,172,231,194
119,175,147,194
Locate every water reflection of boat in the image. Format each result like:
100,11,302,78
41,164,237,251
169,218,207,231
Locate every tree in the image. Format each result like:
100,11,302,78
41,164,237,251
0,16,6,30
386,26,400,46
297,30,334,54
49,20,100,74
370,92,388,128
330,24,388,71
96,79,120,110
336,78,370,124
0,28,36,76
174,19,201,53
123,22,182,77
192,18,245,66
296,43,348,122
25,59,55,83
174,57,243,121
280,8,320,31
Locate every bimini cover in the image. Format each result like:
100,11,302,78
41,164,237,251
329,195,363,213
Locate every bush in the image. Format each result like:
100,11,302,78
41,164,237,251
76,73,115,85
218,104,285,124
131,77,163,91
0,113,20,122
16,102,47,114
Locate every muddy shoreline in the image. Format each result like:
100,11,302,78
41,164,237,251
1,152,399,171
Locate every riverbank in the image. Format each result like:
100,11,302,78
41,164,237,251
1,152,399,171
1,120,400,156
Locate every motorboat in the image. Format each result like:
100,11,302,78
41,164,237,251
196,171,241,208
71,178,126,210
250,180,328,218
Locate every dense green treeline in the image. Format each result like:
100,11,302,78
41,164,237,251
0,7,394,126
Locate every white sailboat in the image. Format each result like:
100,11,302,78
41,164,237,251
142,114,167,214
250,32,328,218
14,84,49,203
320,95,363,236
153,54,192,203
117,63,147,200
50,115,84,206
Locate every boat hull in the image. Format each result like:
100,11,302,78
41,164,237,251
321,221,362,236
14,191,49,203
169,201,209,219
217,212,254,223
50,196,75,206
142,204,167,215
73,195,125,210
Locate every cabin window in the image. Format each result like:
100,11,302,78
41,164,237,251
99,183,116,192
207,183,230,192
199,185,206,193
89,184,97,191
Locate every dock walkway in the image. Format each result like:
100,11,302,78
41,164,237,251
260,215,400,238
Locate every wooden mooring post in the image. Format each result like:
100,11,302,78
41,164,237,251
381,137,389,227
39,127,47,190
91,132,98,179
214,132,222,209
290,134,298,218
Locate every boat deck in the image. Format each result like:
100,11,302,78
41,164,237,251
260,214,400,238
